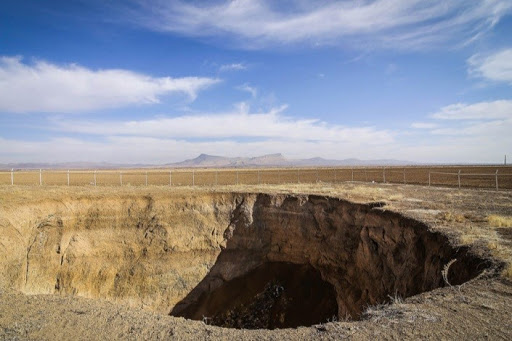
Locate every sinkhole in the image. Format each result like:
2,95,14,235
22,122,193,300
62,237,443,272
0,192,491,330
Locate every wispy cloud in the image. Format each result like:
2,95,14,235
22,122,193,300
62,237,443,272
411,122,437,129
431,100,512,120
0,136,397,164
0,56,220,113
128,0,512,49
468,48,512,84
0,103,398,163
219,63,247,72
428,100,512,139
403,99,512,162
3,99,511,163
236,83,258,97
52,103,394,143
2,100,510,164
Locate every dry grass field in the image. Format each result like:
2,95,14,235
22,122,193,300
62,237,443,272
1,165,511,190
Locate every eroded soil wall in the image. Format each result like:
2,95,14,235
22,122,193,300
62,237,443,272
0,192,488,327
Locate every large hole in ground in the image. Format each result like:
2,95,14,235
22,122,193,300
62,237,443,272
175,262,338,329
0,193,491,330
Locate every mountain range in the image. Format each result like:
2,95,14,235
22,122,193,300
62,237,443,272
166,153,414,168
0,154,414,170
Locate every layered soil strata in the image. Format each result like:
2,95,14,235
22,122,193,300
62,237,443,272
0,192,489,329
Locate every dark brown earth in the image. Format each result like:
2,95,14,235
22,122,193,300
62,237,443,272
175,262,339,329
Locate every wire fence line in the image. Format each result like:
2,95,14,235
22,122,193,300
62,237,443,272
1,166,511,190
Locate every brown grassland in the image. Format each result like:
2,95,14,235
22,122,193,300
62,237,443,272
1,165,512,189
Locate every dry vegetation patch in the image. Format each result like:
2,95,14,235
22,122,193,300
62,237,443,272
488,214,512,227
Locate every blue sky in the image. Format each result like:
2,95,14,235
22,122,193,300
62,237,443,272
1,0,511,164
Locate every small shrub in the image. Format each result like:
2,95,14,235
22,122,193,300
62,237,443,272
487,215,512,227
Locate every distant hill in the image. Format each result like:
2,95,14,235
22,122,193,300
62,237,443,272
168,153,290,168
0,153,415,170
165,153,414,168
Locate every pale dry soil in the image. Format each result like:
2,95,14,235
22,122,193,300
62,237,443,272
0,183,511,340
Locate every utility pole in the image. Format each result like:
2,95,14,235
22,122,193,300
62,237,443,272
505,154,507,166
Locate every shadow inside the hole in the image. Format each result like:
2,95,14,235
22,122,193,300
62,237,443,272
171,260,338,329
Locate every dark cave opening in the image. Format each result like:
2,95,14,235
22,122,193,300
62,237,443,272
173,262,338,329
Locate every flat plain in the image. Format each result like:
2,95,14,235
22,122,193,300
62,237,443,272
1,165,511,190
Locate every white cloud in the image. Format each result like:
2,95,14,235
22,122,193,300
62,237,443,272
430,118,512,136
468,48,512,83
236,83,258,97
411,122,438,129
130,0,512,49
2,100,510,164
219,63,247,72
0,136,397,164
431,100,512,120
52,103,394,144
0,56,220,113
404,99,512,162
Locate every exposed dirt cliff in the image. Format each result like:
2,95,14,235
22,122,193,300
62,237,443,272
0,191,491,330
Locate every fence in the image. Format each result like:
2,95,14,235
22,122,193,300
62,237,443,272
1,166,511,190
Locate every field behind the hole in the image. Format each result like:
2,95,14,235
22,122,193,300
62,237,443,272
1,165,512,190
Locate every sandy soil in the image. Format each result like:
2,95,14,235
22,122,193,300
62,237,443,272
1,183,511,340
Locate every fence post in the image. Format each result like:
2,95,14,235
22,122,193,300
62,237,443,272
277,169,280,184
120,171,123,186
458,170,461,188
364,168,367,182
428,172,431,187
383,167,386,183
67,170,70,186
192,170,195,186
496,169,499,191
257,170,260,184
215,170,218,186
316,170,319,183
297,169,300,183
94,170,97,186
145,171,148,186
11,168,13,185
40,169,42,186
169,170,172,186
403,168,406,184
236,170,239,185
334,169,337,183
351,168,354,181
